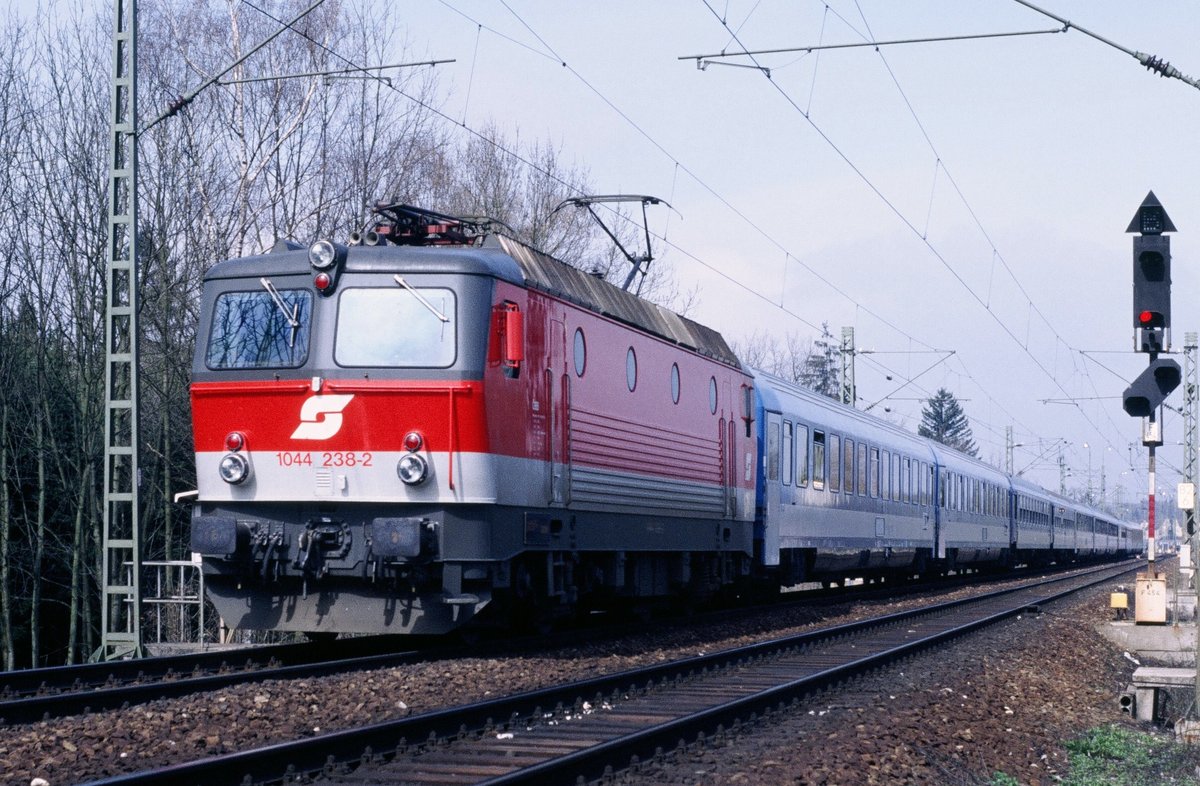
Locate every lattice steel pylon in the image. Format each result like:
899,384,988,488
840,327,856,407
96,0,142,661
1184,332,1198,540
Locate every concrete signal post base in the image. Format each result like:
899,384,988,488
1136,572,1169,624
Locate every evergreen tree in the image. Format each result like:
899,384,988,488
798,322,839,401
918,388,977,456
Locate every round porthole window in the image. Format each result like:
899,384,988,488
671,363,680,404
574,328,586,376
709,377,718,414
626,347,637,392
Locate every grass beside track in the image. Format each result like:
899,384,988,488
991,725,1200,786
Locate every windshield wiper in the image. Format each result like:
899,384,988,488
393,275,449,322
260,277,301,348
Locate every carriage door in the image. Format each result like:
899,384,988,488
765,413,782,517
548,318,568,505
934,467,947,559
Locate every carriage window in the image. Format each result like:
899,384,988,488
844,438,854,495
857,442,868,495
767,422,780,482
883,451,892,501
813,431,826,491
869,448,880,498
207,288,313,369
782,421,793,486
890,452,900,501
881,451,891,500
902,458,911,504
828,434,841,492
336,287,456,367
626,347,638,391
797,425,810,487
670,363,681,404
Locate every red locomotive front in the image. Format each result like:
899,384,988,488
189,206,756,636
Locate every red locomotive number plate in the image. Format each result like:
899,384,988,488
321,451,374,468
273,452,374,467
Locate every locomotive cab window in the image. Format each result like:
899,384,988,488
336,287,456,367
207,287,313,369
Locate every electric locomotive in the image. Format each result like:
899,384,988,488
189,204,757,636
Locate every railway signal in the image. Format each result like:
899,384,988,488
1122,192,1181,572
1127,191,1176,353
1122,358,1182,418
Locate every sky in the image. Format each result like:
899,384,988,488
16,0,1200,523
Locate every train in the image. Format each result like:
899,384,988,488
187,203,1143,637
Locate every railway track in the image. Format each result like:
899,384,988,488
0,636,441,726
80,559,1139,786
0,560,1099,727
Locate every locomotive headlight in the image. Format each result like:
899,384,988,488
218,453,251,485
308,239,337,270
397,454,428,485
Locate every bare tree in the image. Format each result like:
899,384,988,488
730,325,841,401
0,0,711,666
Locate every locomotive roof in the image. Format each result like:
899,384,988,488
492,235,741,368
205,235,742,368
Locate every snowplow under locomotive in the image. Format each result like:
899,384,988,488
189,205,758,635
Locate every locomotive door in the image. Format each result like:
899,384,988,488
547,317,568,505
722,379,735,518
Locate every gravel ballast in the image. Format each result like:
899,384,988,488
0,570,1159,785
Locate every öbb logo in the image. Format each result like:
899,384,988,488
291,394,355,440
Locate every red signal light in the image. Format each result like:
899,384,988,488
315,272,332,291
403,431,423,452
1139,310,1155,325
224,431,246,452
